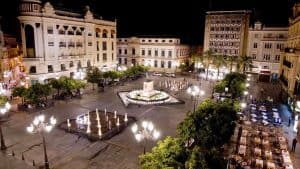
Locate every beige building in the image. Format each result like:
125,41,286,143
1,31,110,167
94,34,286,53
203,10,251,56
18,0,117,84
117,37,189,72
247,21,288,77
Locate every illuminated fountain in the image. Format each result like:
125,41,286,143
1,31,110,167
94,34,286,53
118,80,183,106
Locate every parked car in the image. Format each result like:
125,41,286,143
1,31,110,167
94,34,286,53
165,72,176,78
152,72,162,76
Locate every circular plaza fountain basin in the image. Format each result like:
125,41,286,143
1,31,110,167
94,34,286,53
126,90,170,102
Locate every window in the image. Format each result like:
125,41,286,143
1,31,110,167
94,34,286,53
124,58,127,64
161,50,165,57
102,41,107,50
112,53,114,61
154,60,157,67
48,42,54,46
168,61,172,68
97,54,99,62
264,43,272,49
155,50,158,56
142,49,145,56
68,42,75,48
47,26,53,34
88,32,92,36
169,40,173,43
124,49,127,55
97,41,99,51
112,42,114,50
254,34,259,38
119,58,122,64
70,61,74,67
148,40,152,42
67,30,74,35
132,48,135,55
103,53,107,62
58,29,65,35
59,42,66,47
29,66,36,74
168,51,172,57
119,49,122,54
61,64,66,71
253,43,257,48
162,40,165,42
252,54,256,60
148,50,151,56
76,42,82,47
76,31,82,36
161,61,164,68
88,42,92,46
263,54,271,61
48,65,53,73
275,55,280,61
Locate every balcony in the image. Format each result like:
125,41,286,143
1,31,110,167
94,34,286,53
283,59,292,68
280,75,288,87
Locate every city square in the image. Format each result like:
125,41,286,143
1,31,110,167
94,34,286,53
0,0,300,169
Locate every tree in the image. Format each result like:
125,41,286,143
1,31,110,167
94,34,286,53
49,79,63,96
212,54,226,78
12,86,27,104
237,55,252,74
139,136,187,169
226,55,237,73
86,67,102,90
0,95,7,106
185,146,209,169
202,50,214,80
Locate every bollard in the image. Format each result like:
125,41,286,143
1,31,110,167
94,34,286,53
21,153,24,160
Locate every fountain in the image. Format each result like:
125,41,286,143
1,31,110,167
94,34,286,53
118,79,184,106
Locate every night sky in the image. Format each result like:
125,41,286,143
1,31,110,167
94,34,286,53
0,0,295,45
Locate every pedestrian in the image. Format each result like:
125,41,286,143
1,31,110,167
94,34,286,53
288,116,291,127
292,137,298,152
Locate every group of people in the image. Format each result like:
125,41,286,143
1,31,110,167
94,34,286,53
159,78,190,92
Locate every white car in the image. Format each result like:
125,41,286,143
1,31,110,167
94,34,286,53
152,72,162,76
165,73,176,78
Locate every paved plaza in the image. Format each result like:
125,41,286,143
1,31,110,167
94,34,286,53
0,75,212,169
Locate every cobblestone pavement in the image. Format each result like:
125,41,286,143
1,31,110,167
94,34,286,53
0,74,213,169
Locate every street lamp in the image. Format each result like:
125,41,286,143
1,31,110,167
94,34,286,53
131,120,160,154
0,101,11,150
27,115,56,169
187,85,204,113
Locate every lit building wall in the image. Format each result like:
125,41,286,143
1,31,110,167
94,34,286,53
203,10,251,57
117,37,189,72
247,21,288,75
18,0,117,84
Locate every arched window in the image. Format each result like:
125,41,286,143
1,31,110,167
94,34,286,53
102,30,108,38
95,28,101,38
111,30,115,38
154,60,158,67
25,25,35,58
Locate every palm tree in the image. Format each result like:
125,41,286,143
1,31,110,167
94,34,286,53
201,50,214,80
237,55,252,74
212,54,226,78
226,55,237,73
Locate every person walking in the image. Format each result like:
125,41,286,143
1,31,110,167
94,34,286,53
292,137,298,152
288,116,291,127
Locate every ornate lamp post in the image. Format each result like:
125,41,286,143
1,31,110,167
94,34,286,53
131,120,160,154
27,115,56,169
0,101,11,150
187,85,204,113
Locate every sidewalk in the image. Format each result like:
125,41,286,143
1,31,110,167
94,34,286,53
0,152,35,169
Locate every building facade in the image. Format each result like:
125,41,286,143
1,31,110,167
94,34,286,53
117,37,189,72
203,10,251,56
247,21,288,78
18,0,117,84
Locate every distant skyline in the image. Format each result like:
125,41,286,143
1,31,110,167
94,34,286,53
0,0,294,45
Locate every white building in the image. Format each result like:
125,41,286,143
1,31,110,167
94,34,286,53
247,21,288,78
203,10,251,56
18,0,117,84
117,37,189,72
